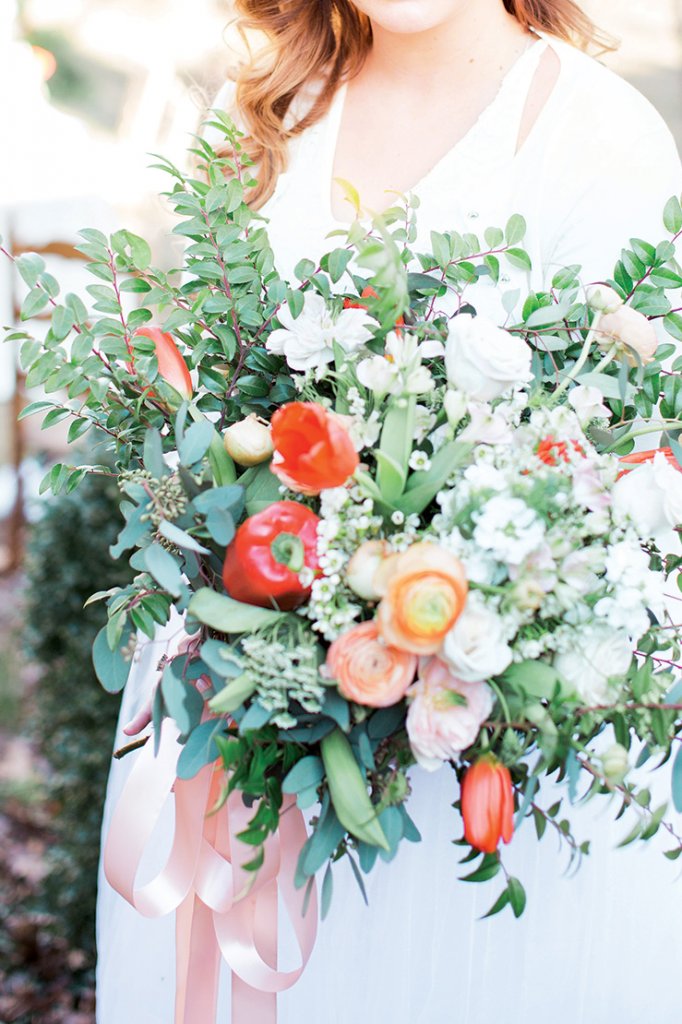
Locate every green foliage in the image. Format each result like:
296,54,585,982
23,470,134,958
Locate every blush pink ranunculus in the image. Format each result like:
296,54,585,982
406,657,493,772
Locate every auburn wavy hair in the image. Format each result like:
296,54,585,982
225,0,609,207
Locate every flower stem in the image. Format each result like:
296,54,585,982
553,311,602,398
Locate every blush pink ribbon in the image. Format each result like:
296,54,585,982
104,719,318,1023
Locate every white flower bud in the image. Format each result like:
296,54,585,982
223,414,273,466
345,540,390,601
601,742,629,783
444,389,467,427
586,284,624,315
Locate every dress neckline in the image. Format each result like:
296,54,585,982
322,35,550,226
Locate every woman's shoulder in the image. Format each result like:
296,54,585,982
549,37,677,147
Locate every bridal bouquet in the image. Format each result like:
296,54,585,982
7,114,682,922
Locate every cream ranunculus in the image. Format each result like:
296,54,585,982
441,596,513,682
597,305,658,366
445,313,533,402
613,451,682,553
406,657,493,771
553,625,634,704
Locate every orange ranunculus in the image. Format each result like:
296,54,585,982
270,402,359,495
536,435,585,466
461,754,514,854
326,620,417,708
343,286,405,330
135,327,193,400
618,447,682,478
375,543,468,655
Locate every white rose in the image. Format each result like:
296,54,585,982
586,284,623,315
445,313,533,401
553,625,634,704
613,452,682,553
568,384,610,427
444,389,467,427
442,596,513,682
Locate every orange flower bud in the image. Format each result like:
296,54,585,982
461,755,514,855
135,327,193,401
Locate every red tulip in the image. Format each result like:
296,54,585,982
135,327,193,401
461,755,514,855
270,402,359,495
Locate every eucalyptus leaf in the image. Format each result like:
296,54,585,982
189,588,286,633
92,625,132,694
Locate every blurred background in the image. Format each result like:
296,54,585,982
0,1,681,1021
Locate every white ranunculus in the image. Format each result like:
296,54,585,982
445,313,533,402
613,452,682,553
266,291,374,371
554,625,634,704
568,384,610,427
442,596,513,682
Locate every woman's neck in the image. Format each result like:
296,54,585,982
364,2,531,90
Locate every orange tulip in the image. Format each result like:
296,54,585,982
326,620,417,708
270,402,359,495
135,327,193,401
375,543,468,655
461,755,514,854
618,447,681,478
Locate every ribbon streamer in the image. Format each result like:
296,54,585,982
104,720,318,1023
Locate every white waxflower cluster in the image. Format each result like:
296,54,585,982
239,634,326,729
304,485,384,641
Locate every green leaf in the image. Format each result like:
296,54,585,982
21,287,49,319
143,428,167,479
67,417,91,443
481,888,511,919
505,248,532,272
188,588,286,633
505,214,527,245
179,418,214,467
321,729,389,850
15,252,46,287
176,720,223,779
507,876,527,918
663,195,682,234
157,521,210,554
240,462,281,516
460,855,501,883
501,660,567,700
282,756,325,795
200,639,243,678
672,744,682,813
321,863,334,920
92,625,132,694
397,442,472,516
327,248,353,283
208,673,258,713
161,661,204,735
144,544,183,597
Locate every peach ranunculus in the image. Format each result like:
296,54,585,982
375,542,468,655
597,305,658,365
270,401,359,495
406,657,493,771
326,620,417,708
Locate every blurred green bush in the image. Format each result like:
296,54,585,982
24,468,132,958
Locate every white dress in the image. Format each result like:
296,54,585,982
97,37,682,1024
